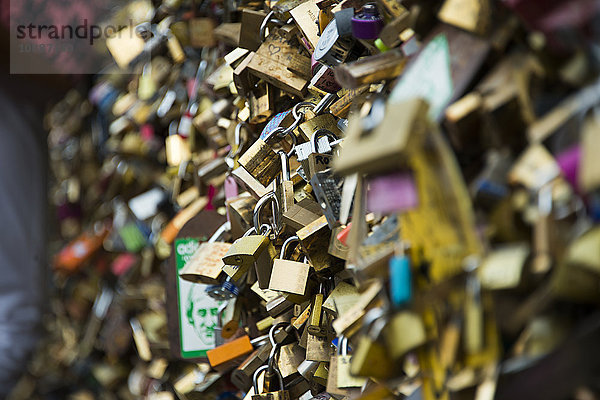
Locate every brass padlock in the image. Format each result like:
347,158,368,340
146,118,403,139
249,84,276,125
307,284,327,337
350,309,395,380
269,236,311,296
237,137,281,188
232,342,273,391
275,151,295,218
306,331,332,362
334,98,429,176
336,336,366,388
222,231,272,282
251,365,290,400
226,193,257,240
382,311,426,363
297,215,343,273
282,198,323,232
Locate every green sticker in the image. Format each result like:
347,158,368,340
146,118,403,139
175,237,222,358
389,34,453,120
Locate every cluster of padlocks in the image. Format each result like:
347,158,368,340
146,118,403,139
14,0,600,399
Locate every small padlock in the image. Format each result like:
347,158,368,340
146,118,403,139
305,331,332,362
252,193,281,288
382,311,426,363
222,229,272,282
206,335,254,372
336,336,366,388
310,169,343,229
269,236,311,296
350,309,395,380
389,247,412,307
307,284,328,337
251,365,290,400
232,342,273,391
237,136,282,188
296,129,336,178
275,151,295,218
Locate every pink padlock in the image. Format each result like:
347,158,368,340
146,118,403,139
310,55,342,93
367,171,419,214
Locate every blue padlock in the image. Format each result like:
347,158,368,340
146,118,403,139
389,254,411,306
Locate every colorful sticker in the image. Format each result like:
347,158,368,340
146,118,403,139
175,237,223,358
389,34,453,120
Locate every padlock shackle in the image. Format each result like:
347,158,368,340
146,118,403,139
252,365,285,394
208,221,231,243
362,307,387,339
279,236,300,259
230,122,249,158
313,92,338,115
259,11,275,42
253,192,280,234
278,151,291,181
337,335,349,356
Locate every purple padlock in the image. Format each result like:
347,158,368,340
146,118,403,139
367,171,419,214
351,3,384,40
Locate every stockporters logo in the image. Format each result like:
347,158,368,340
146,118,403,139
9,0,149,74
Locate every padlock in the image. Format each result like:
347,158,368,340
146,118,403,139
351,3,384,40
249,84,277,125
247,32,310,97
232,342,274,391
336,336,366,388
251,365,290,400
282,198,324,232
239,9,268,52
350,309,395,380
275,151,295,218
335,98,429,176
297,215,343,273
310,169,343,229
206,335,254,372
314,19,359,68
295,113,343,142
295,131,335,177
237,137,282,188
333,49,406,89
277,342,306,378
322,281,360,318
269,236,311,296
306,331,332,362
328,226,349,260
178,222,231,284
382,310,426,363
223,226,271,282
252,193,281,288
378,7,411,48
304,130,339,178
307,284,328,337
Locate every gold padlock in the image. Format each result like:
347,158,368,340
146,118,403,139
269,236,311,296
